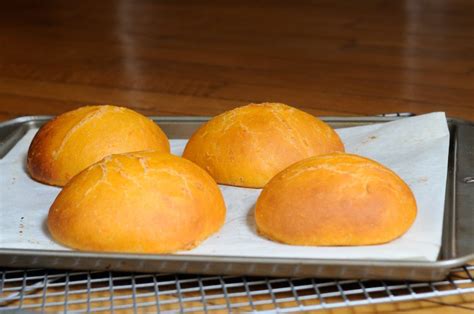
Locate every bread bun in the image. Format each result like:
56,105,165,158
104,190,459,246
255,153,417,246
183,103,344,188
47,151,226,253
27,105,170,186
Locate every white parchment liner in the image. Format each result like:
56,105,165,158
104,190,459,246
0,112,449,261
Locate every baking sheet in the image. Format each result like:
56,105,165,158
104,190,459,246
0,112,450,261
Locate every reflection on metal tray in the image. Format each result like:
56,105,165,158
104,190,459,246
0,115,473,281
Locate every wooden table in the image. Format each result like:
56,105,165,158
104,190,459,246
0,1,473,312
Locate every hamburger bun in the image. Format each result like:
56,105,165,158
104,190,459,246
47,151,226,253
27,105,170,186
183,103,344,188
255,153,417,246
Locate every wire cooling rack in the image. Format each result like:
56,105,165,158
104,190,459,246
0,265,473,313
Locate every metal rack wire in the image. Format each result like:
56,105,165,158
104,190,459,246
1,265,473,312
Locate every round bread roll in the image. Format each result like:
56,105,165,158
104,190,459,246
47,151,226,253
27,105,170,186
183,103,344,188
255,153,417,246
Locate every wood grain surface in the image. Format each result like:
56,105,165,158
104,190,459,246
0,0,473,313
1,1,474,122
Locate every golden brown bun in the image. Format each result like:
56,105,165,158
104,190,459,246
255,153,417,246
47,151,226,253
183,103,344,188
27,105,170,186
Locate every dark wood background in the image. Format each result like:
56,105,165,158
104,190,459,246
0,0,473,121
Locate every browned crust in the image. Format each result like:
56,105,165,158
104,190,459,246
255,153,417,246
27,105,170,186
183,103,344,188
47,152,226,253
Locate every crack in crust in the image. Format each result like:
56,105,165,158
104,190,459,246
268,106,310,155
52,107,109,160
148,167,194,198
109,158,143,187
81,154,196,200
281,161,396,180
202,103,306,164
186,103,344,187
138,157,149,174
83,163,111,197
278,160,407,196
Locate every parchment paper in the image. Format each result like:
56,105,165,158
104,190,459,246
0,112,450,261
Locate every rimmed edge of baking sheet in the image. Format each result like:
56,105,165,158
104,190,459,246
0,115,472,281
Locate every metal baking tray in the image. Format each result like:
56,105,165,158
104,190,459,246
0,114,473,281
